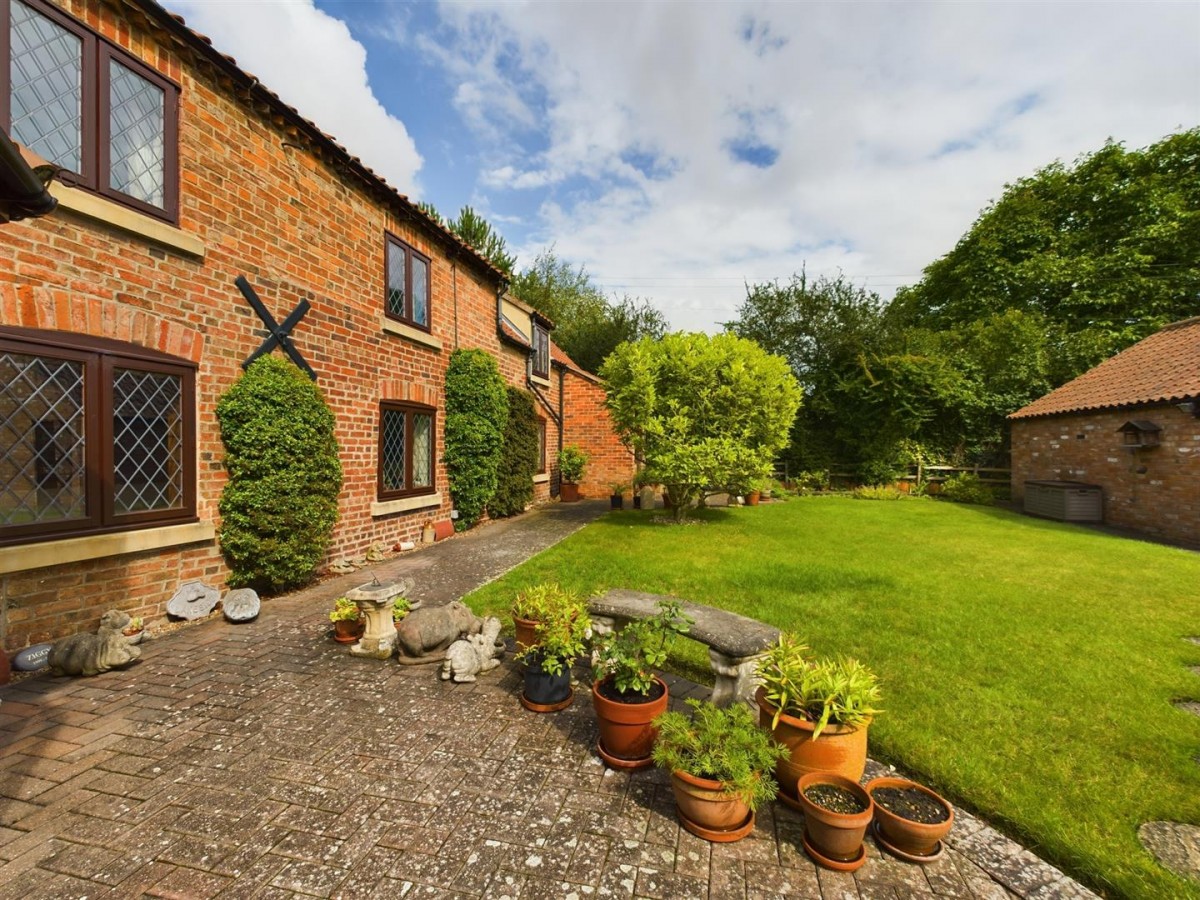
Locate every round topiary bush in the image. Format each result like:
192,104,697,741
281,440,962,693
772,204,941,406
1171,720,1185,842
216,356,343,593
488,387,540,518
443,348,508,529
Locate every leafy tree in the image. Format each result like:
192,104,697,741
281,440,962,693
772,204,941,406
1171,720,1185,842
892,128,1200,371
216,357,343,593
488,387,540,518
601,332,802,521
511,247,667,373
443,349,509,529
448,205,516,276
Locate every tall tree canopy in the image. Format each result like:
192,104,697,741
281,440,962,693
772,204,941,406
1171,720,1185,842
418,203,516,277
510,248,667,374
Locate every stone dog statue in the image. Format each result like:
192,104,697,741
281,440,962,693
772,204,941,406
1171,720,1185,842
440,617,503,683
48,610,142,677
395,601,484,665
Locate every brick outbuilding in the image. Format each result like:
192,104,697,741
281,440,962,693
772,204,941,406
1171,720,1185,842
1009,317,1200,546
0,0,631,651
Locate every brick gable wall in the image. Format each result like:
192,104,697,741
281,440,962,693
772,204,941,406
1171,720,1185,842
0,0,581,649
561,371,635,499
1011,405,1200,546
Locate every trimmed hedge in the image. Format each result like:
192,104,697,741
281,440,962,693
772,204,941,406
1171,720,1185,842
489,387,540,518
443,348,508,529
216,356,343,593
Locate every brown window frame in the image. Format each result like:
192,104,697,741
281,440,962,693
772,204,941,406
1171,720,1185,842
377,401,436,501
532,322,550,379
537,417,547,474
0,327,197,548
0,0,180,223
384,233,432,333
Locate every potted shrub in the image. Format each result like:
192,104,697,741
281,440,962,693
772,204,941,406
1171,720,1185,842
591,599,693,769
558,445,588,502
392,596,411,631
516,604,591,712
754,634,881,801
652,698,787,842
122,616,146,645
328,596,363,643
796,772,874,872
511,583,586,653
866,776,954,862
609,481,628,511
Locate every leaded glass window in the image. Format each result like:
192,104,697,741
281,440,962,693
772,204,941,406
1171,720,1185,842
9,0,83,172
378,402,435,499
0,328,196,546
383,234,432,331
108,59,165,207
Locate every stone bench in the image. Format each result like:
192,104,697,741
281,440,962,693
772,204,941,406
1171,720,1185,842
587,589,780,708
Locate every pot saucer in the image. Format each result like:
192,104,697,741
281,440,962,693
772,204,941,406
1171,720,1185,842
677,807,755,843
595,740,654,771
801,828,868,872
519,687,574,713
872,820,945,863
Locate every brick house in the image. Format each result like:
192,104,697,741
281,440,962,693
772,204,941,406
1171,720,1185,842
1009,317,1200,546
0,0,632,650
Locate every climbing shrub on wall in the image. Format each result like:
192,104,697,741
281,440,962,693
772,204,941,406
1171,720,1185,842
444,348,508,529
489,387,540,518
216,356,343,593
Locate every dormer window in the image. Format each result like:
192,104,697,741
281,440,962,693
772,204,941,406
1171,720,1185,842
532,323,549,379
2,0,180,221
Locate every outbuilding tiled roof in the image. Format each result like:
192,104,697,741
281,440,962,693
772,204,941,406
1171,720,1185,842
1009,317,1200,419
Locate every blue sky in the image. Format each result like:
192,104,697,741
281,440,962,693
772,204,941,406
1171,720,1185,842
165,0,1199,333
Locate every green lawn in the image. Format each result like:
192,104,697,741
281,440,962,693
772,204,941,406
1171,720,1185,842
464,497,1200,899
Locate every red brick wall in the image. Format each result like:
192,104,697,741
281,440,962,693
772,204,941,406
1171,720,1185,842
561,370,635,498
0,0,573,648
1011,405,1200,546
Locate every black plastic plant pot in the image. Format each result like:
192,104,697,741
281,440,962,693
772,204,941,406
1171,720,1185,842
633,494,642,509
611,495,623,510
523,657,572,706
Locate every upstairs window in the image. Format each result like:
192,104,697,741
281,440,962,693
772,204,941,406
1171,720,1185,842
532,322,550,379
385,234,431,331
378,402,435,499
0,328,196,546
1,0,180,220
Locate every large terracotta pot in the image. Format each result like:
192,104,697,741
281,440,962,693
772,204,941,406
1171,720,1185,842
591,675,668,769
560,483,581,502
797,772,873,871
332,619,363,643
746,491,761,506
670,770,753,841
866,777,954,860
513,614,539,653
755,688,869,799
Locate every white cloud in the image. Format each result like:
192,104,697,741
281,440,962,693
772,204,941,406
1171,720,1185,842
165,0,422,196
416,0,1199,331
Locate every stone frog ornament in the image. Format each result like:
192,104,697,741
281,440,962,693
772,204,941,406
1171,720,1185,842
47,610,142,677
440,617,504,683
395,600,483,664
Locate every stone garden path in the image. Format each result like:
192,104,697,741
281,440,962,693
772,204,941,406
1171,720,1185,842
0,501,1100,898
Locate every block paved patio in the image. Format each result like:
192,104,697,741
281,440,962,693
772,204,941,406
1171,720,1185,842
0,504,1100,899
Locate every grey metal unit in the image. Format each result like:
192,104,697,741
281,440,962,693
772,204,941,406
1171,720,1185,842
1024,480,1103,522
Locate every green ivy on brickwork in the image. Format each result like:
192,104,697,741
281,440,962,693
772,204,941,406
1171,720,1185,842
489,387,540,518
216,356,343,593
444,348,508,529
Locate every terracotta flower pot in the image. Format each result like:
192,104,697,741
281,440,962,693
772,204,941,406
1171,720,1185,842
123,628,145,645
332,619,363,643
755,688,869,800
560,482,580,502
591,675,668,769
513,614,540,653
746,491,761,506
670,770,754,841
796,772,873,871
866,777,954,860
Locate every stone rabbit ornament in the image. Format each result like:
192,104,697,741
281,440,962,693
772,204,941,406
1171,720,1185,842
440,617,504,683
48,610,142,677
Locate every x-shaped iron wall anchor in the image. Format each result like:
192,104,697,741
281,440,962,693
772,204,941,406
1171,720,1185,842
236,275,316,380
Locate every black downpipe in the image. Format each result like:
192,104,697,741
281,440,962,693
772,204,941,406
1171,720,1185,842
0,130,57,223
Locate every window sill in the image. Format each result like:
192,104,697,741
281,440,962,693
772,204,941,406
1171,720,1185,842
381,317,442,351
50,183,205,259
0,521,215,576
530,373,551,388
371,492,442,518
533,473,550,484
